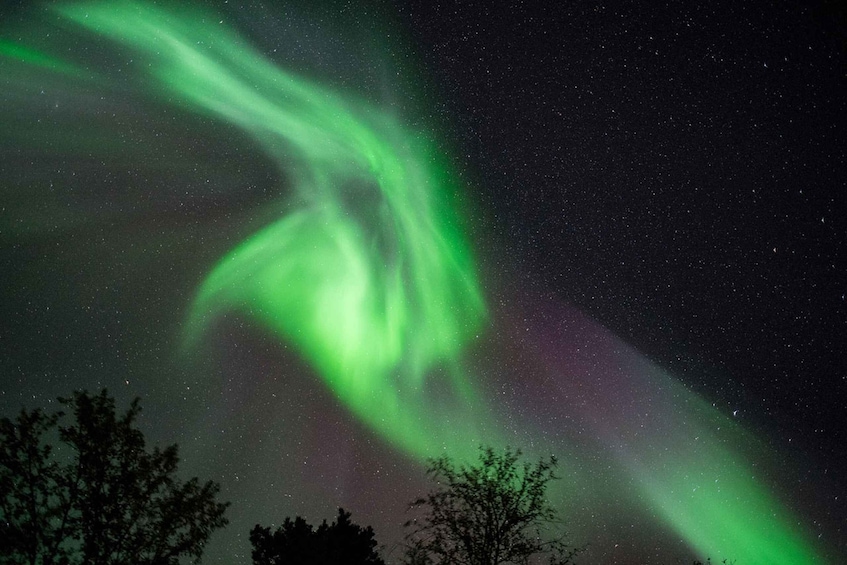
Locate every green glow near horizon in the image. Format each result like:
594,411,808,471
30,2,828,563
620,367,823,565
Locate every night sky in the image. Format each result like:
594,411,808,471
1,1,845,564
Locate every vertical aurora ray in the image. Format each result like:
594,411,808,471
4,2,832,563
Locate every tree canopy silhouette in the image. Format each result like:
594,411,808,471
250,507,385,565
0,389,229,565
403,446,581,565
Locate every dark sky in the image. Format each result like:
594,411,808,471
1,1,845,564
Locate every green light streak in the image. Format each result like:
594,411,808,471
621,369,823,565
0,38,84,76
643,465,816,565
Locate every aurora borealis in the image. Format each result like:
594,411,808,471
52,0,493,459
1,1,845,564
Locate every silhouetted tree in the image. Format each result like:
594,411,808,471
403,446,581,565
0,389,229,565
250,507,385,565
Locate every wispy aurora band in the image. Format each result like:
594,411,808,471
13,2,825,563
58,1,493,456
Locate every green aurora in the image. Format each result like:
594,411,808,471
53,0,497,457
0,2,831,563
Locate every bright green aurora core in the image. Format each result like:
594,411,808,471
56,1,496,458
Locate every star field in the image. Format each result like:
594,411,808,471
1,1,845,564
